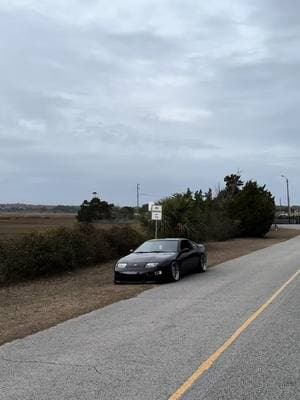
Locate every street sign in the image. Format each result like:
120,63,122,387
152,205,162,212
148,201,155,211
151,204,162,238
151,211,162,220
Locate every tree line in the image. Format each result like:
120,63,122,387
77,173,275,240
151,174,275,241
77,197,135,222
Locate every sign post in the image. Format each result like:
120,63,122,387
151,205,162,239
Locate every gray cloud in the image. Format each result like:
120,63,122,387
0,0,299,205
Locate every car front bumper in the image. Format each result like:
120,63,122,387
114,269,164,283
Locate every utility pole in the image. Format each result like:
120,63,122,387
136,183,140,216
281,175,291,223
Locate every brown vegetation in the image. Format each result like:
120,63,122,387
0,213,76,238
0,212,138,239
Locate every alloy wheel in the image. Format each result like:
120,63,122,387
171,261,180,281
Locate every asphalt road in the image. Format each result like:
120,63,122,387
1,236,299,400
278,223,300,230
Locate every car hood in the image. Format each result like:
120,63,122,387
118,252,177,264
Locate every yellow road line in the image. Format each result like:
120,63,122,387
169,269,300,400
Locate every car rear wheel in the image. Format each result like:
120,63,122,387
198,253,207,273
169,261,180,282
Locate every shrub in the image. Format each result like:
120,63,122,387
105,225,145,254
229,181,275,237
0,224,144,284
146,174,275,241
157,189,239,242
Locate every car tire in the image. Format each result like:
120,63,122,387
168,261,180,282
198,253,207,273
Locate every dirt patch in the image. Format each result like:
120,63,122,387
0,228,299,346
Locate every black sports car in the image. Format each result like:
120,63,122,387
114,238,207,283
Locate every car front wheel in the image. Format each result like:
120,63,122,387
169,261,180,282
198,253,207,273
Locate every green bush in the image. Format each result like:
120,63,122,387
143,174,275,242
156,190,238,242
0,224,144,284
77,197,114,222
105,225,145,254
228,181,275,237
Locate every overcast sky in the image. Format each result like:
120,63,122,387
0,0,299,206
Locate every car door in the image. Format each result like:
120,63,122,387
188,240,201,271
178,239,194,274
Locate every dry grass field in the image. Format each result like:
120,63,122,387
0,212,138,239
0,227,299,346
0,212,77,238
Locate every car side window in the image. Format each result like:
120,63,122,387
187,240,195,250
181,240,192,251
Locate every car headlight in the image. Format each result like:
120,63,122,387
145,262,159,268
116,263,127,269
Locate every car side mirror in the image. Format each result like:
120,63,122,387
181,248,189,253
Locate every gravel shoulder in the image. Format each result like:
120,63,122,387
0,228,298,346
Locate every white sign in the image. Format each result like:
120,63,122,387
152,205,162,212
148,201,155,211
151,211,162,220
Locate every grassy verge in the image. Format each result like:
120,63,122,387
0,228,299,346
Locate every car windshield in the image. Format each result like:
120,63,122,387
135,240,178,253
